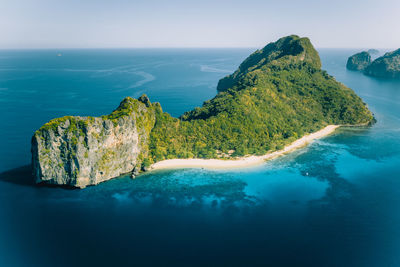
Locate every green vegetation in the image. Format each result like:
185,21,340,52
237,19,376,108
217,35,321,92
346,51,372,71
33,35,375,173
97,149,116,172
36,115,91,149
102,97,142,126
37,116,92,136
142,158,151,168
365,48,400,79
347,48,400,79
148,35,374,162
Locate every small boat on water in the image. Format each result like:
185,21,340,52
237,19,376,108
57,53,62,57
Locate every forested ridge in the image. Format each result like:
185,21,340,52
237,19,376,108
147,35,374,164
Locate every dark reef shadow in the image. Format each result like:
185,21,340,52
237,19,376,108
0,165,35,187
0,165,89,190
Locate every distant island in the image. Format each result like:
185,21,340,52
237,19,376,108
32,35,374,188
367,49,379,55
347,48,400,79
346,51,371,71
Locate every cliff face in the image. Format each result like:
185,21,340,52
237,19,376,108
346,51,371,71
364,48,400,79
32,96,158,188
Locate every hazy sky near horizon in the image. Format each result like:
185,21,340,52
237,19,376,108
1,0,399,49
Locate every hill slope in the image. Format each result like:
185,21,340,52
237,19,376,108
217,35,321,92
150,35,374,161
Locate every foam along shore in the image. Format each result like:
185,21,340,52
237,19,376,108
150,125,339,171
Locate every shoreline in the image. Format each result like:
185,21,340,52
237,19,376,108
150,125,339,171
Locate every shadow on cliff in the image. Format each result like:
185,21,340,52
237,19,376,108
0,165,36,187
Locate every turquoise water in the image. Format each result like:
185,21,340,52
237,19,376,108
0,49,400,266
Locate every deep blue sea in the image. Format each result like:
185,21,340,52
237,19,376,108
0,48,400,267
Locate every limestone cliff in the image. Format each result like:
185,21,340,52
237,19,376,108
32,95,158,188
346,51,371,71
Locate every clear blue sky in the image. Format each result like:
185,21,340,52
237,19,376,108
1,0,399,49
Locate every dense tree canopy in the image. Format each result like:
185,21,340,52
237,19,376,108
147,35,374,163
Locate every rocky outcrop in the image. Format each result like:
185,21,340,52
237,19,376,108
32,96,159,188
346,51,371,71
364,48,400,79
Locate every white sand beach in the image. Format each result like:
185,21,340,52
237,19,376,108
150,125,339,170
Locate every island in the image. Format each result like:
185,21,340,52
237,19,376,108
364,48,400,79
347,48,400,79
367,49,379,55
32,35,375,188
346,51,371,71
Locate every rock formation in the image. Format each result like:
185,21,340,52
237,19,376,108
346,51,371,71
32,96,158,188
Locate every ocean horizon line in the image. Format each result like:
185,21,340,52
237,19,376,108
0,46,396,51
